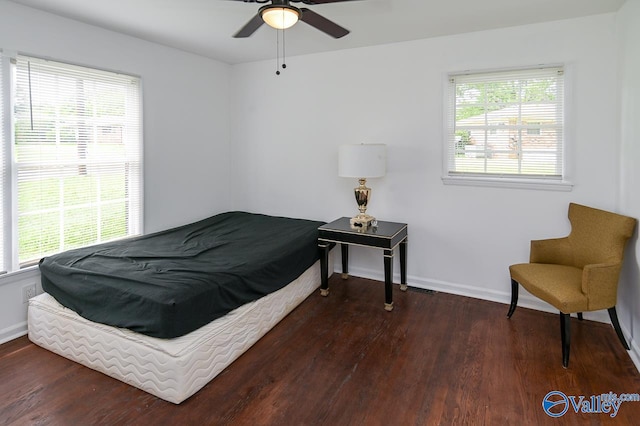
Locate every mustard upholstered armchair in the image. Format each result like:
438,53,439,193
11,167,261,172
508,203,637,368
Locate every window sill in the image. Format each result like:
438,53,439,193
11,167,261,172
0,265,40,287
441,175,573,191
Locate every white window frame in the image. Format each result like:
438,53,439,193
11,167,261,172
0,50,13,275
0,51,144,275
442,65,573,191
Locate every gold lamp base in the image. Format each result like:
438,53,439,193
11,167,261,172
350,178,376,230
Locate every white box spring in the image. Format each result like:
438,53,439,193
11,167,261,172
28,259,325,404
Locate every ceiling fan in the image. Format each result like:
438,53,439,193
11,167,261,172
232,0,355,39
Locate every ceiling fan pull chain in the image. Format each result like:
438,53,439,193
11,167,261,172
275,27,281,75
282,27,287,71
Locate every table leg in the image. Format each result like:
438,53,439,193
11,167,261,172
384,249,394,311
319,242,330,296
341,243,349,279
400,238,408,291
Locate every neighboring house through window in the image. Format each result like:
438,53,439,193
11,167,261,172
443,66,571,191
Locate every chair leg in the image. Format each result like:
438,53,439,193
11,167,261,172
507,279,519,318
577,312,583,321
608,307,630,350
560,313,570,368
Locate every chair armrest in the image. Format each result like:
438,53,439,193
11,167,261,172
582,262,622,311
530,237,572,264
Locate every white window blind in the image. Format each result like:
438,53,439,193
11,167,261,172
13,56,142,267
446,66,564,182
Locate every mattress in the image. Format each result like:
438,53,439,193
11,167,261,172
28,258,330,404
39,211,325,338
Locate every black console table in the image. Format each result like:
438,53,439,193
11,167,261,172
317,217,408,311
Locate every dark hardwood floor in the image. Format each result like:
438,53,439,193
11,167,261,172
2,274,640,425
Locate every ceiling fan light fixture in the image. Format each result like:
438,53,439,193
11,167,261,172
260,5,300,30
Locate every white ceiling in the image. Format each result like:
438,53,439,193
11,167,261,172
7,0,626,64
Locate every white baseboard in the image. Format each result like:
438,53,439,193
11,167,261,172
0,321,27,345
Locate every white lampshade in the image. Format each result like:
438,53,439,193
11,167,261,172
261,6,300,30
338,144,387,178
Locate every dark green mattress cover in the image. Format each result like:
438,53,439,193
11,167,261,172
39,212,325,338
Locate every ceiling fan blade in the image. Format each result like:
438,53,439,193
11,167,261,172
299,0,359,4
233,13,264,38
300,8,349,38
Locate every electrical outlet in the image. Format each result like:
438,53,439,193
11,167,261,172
22,284,37,304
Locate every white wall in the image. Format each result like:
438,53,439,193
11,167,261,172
230,14,622,312
1,1,636,362
0,0,232,343
617,0,640,367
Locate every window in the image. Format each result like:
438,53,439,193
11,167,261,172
444,66,570,190
1,54,142,273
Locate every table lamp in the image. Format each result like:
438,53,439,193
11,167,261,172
338,143,386,228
